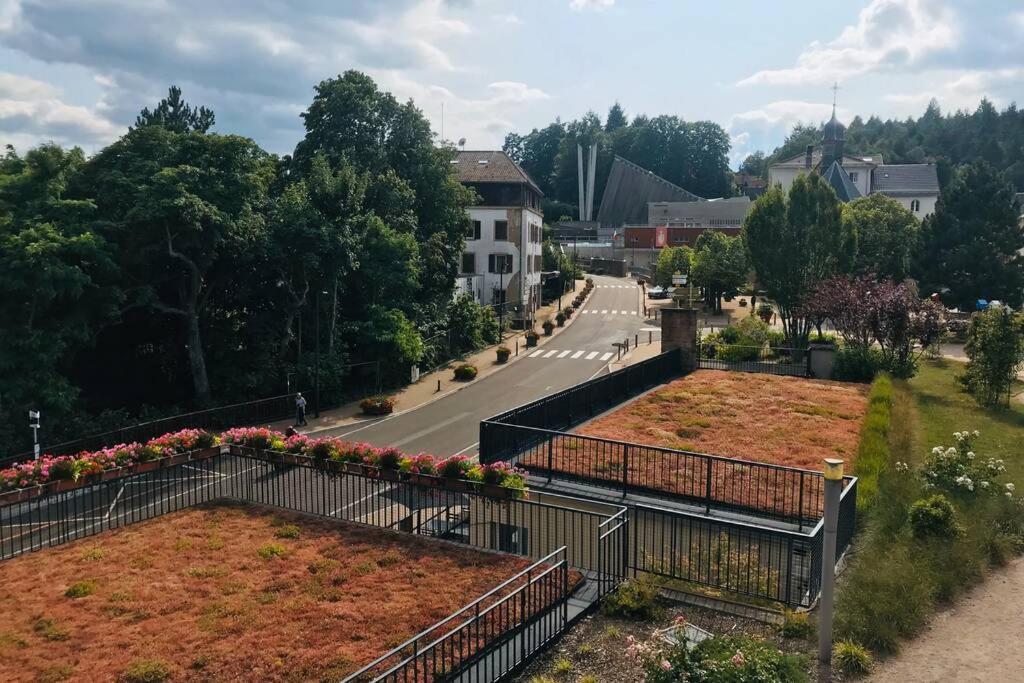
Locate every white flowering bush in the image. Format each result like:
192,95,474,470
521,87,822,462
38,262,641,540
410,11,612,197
920,430,1015,499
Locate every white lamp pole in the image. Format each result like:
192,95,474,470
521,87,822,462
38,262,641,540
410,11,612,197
29,410,40,460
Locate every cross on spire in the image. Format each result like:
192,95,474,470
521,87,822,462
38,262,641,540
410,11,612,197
831,82,841,114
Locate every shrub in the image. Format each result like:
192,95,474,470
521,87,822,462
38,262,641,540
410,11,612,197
960,306,1024,408
551,658,572,676
359,396,394,416
65,580,97,599
453,363,478,381
119,660,171,683
556,311,567,326
496,345,511,363
542,318,555,335
641,633,807,683
833,640,873,675
909,494,962,539
854,374,893,511
779,609,813,639
34,618,69,641
600,577,661,620
376,447,403,470
833,346,884,382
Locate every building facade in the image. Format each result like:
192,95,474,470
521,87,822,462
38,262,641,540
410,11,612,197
453,151,544,322
768,110,940,216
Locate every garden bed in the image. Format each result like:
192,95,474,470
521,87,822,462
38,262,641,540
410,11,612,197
572,370,869,470
0,503,537,682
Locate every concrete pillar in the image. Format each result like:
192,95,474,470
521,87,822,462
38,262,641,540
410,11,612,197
808,344,837,380
661,307,698,371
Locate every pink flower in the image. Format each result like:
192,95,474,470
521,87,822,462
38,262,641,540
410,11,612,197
731,651,746,667
660,659,672,671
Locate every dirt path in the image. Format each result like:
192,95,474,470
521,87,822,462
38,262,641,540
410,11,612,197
866,557,1024,682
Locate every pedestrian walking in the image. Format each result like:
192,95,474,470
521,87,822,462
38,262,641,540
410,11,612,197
295,392,307,426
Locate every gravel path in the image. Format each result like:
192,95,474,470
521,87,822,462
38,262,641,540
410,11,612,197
866,557,1024,682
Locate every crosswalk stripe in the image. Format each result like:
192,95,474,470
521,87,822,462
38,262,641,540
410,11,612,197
600,352,614,361
543,350,559,358
571,350,585,358
601,309,608,314
529,350,545,358
585,351,599,360
557,350,571,358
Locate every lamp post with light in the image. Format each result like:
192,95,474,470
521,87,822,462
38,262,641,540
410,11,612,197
818,457,845,665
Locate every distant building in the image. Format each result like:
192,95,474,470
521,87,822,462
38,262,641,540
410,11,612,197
733,172,766,200
596,156,703,237
768,109,940,216
623,197,751,250
452,150,544,322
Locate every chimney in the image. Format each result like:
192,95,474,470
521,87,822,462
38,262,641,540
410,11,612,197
804,145,813,170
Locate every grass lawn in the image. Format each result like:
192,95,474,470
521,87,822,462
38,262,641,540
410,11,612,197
574,370,869,469
909,358,1024,475
0,503,533,682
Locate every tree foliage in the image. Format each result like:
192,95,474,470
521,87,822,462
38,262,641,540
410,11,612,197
844,193,919,281
691,231,747,313
135,86,215,134
654,246,693,288
961,307,1024,408
915,161,1024,309
742,175,852,346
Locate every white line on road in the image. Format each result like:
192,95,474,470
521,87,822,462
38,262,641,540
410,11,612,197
529,349,545,357
453,442,478,456
585,351,599,360
330,485,394,516
103,484,125,520
571,351,585,359
557,350,571,358
601,310,608,314
543,350,558,358
600,352,614,361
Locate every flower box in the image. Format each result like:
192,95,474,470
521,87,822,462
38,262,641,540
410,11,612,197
190,446,221,462
228,444,251,457
482,483,517,500
379,468,402,482
409,473,440,487
165,453,192,467
52,479,80,493
134,460,161,474
0,486,36,507
101,468,126,482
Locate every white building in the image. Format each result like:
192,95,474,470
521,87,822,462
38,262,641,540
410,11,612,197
769,110,940,216
452,150,544,323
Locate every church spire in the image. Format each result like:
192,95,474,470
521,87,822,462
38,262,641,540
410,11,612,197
821,82,845,167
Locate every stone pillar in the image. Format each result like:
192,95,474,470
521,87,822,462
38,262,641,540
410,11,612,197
661,307,698,371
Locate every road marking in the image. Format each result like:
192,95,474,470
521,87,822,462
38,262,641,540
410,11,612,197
601,309,608,314
453,442,478,456
543,350,559,358
331,485,394,516
529,349,545,357
571,351,584,359
557,350,571,358
103,484,126,520
585,351,599,360
600,352,614,361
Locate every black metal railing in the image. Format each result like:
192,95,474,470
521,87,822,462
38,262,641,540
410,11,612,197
346,548,570,682
698,343,810,377
480,423,826,528
484,348,684,435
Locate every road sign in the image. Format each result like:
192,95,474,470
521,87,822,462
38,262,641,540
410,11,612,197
671,272,686,285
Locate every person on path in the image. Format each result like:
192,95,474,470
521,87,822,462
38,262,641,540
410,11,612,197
295,392,307,426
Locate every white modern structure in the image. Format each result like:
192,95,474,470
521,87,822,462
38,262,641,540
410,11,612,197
769,109,940,216
452,151,544,323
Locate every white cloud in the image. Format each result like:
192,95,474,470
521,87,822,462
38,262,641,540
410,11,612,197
726,100,848,167
493,13,522,25
739,0,958,86
0,71,121,148
570,0,615,11
883,67,1024,112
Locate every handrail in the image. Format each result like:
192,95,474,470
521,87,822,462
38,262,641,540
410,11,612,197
344,547,569,681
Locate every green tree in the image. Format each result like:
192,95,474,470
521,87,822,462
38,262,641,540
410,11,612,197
738,151,768,178
691,231,748,313
961,307,1024,408
916,161,1024,309
742,174,851,346
605,102,628,132
843,193,918,281
655,246,693,287
0,145,121,451
135,86,215,134
81,125,274,404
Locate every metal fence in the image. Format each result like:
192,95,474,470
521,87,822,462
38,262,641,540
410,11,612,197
480,423,826,528
484,348,684,434
698,343,810,377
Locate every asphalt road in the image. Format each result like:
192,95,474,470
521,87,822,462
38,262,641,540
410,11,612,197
317,274,653,457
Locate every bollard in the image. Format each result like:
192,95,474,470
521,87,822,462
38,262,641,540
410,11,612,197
649,331,652,344
635,333,638,348
818,458,844,665
436,379,441,393
516,339,519,356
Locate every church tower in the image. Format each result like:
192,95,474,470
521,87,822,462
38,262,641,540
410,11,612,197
820,83,846,169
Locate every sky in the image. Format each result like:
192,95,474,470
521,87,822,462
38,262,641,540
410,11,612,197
1,0,1022,169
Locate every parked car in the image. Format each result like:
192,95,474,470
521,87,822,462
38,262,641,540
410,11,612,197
648,286,668,299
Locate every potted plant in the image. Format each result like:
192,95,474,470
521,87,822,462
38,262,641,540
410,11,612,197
133,446,163,474
525,329,539,348
360,396,394,416
495,345,511,363
555,311,566,327
542,318,555,336
757,302,773,324
453,363,478,381
563,306,573,320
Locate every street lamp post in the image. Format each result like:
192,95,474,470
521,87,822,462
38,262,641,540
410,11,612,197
818,458,845,666
29,410,40,461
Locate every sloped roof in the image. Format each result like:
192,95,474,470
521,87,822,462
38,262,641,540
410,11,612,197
822,160,862,202
772,149,883,169
452,150,543,196
871,164,940,197
597,156,704,228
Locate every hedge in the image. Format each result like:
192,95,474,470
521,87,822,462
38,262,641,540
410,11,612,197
854,373,893,513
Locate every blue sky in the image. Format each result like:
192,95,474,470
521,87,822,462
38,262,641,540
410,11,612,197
1,0,1022,168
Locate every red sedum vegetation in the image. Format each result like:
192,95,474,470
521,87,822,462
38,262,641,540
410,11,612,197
0,504,532,682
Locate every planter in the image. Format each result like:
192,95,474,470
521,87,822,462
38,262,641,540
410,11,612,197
134,460,161,474
482,483,518,500
343,461,366,476
409,473,441,488
525,335,538,348
543,326,554,336
442,478,472,492
227,444,251,457
379,468,402,482
496,349,511,364
52,479,79,493
0,486,36,507
190,446,221,462
165,453,192,467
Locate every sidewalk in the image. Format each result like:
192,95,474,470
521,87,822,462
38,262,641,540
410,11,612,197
865,557,1024,682
271,279,591,435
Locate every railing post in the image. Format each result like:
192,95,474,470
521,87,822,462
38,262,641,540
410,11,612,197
798,471,805,531
547,433,554,482
520,569,530,663
622,444,629,495
705,456,713,515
